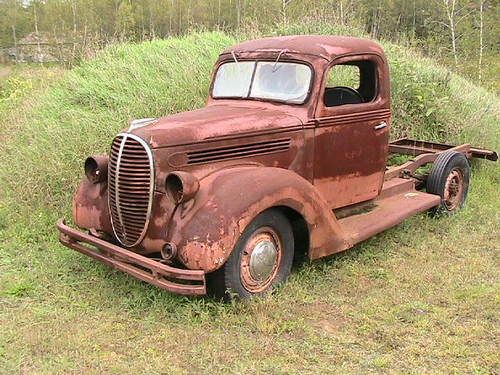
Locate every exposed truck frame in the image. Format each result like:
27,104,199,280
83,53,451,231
57,35,497,299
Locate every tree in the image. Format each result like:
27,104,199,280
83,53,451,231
282,0,293,27
115,0,136,41
443,0,459,66
477,0,484,80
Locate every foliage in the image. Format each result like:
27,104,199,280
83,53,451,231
0,74,32,107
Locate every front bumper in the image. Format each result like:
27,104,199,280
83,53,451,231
56,219,206,295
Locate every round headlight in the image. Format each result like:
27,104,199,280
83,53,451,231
84,155,108,184
165,171,199,204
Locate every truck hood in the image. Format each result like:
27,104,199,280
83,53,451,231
129,104,303,148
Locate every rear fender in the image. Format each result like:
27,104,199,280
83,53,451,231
167,166,350,272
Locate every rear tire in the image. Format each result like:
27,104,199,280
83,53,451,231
208,209,294,300
426,151,470,215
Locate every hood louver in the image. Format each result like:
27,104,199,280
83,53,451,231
169,138,292,167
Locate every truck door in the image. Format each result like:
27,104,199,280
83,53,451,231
313,54,391,209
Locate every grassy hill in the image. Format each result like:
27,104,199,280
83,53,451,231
0,26,498,374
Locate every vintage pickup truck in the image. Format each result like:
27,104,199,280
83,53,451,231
57,35,497,299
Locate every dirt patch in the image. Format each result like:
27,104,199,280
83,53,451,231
0,65,12,81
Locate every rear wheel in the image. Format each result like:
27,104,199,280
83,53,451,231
426,151,471,215
208,209,294,300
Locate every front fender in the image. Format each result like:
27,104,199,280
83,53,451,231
167,166,350,272
73,178,112,233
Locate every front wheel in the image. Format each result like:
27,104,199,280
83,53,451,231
208,209,294,300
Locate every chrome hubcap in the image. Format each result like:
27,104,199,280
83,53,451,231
249,240,278,281
240,227,282,293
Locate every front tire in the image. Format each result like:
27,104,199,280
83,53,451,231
208,209,294,300
426,151,471,215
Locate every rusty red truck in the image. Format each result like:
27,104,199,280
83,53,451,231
57,35,497,299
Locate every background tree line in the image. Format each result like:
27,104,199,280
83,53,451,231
0,0,497,90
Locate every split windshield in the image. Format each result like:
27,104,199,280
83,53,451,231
212,61,312,104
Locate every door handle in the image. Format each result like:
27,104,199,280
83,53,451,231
374,121,387,130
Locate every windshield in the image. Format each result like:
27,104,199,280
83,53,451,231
212,61,312,104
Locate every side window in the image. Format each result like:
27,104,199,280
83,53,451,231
324,60,377,107
327,65,360,89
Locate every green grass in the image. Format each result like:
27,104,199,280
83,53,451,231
0,25,499,374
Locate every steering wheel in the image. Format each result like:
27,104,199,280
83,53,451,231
337,86,363,102
324,86,364,106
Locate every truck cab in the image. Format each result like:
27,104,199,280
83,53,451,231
57,35,496,300
206,36,391,209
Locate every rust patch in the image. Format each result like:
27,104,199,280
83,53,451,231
166,167,351,272
73,179,112,233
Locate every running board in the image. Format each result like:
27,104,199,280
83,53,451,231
338,190,441,245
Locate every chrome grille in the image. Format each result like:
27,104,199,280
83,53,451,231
108,133,154,247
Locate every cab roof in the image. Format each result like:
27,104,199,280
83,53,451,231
223,35,385,61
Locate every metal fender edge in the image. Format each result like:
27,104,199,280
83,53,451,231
166,166,351,272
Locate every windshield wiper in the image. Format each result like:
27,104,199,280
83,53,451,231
231,51,239,65
272,49,287,72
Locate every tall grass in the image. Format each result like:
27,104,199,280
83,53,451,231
0,26,498,219
0,32,233,216
0,26,498,250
